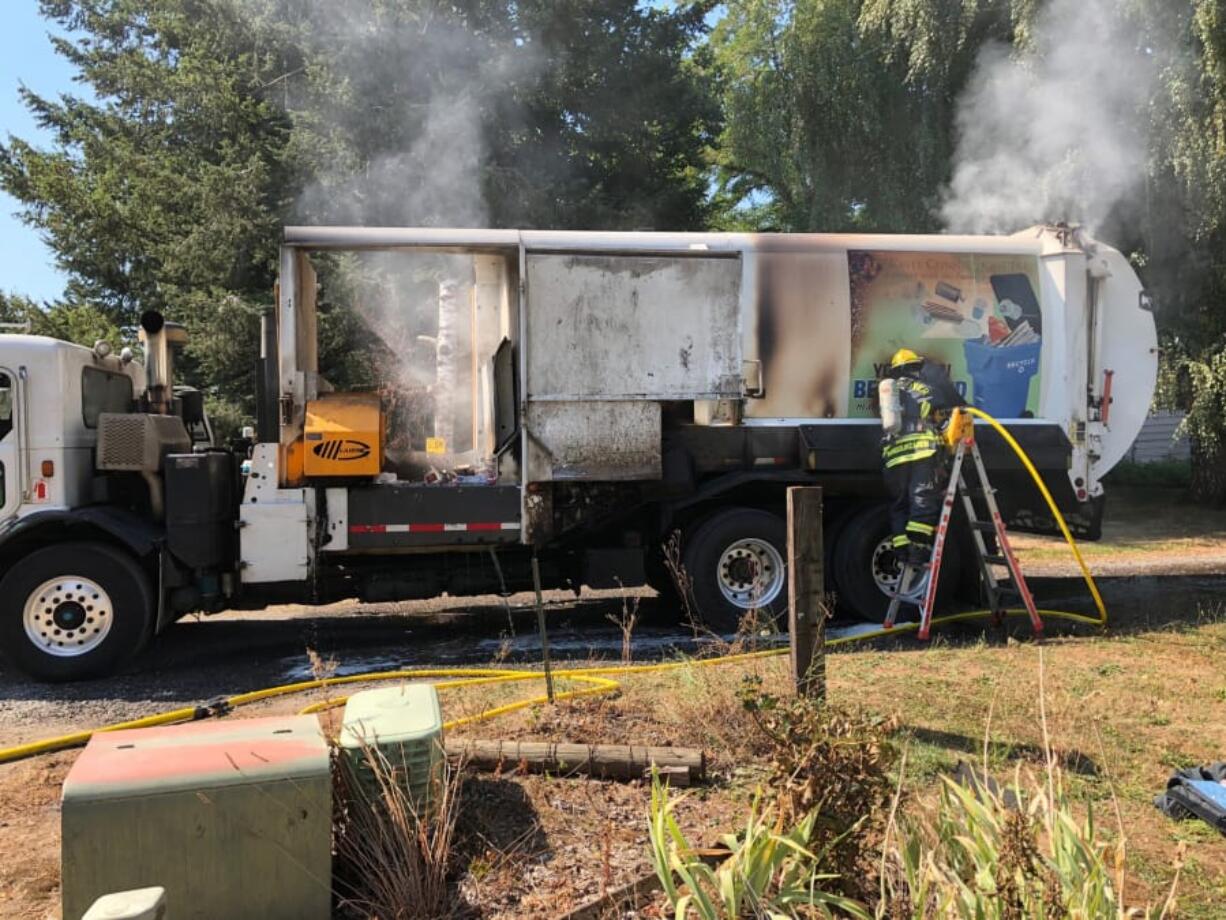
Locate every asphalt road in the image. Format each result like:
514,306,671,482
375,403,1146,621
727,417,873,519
0,572,1223,749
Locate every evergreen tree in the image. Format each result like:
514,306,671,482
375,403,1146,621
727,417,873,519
0,0,718,430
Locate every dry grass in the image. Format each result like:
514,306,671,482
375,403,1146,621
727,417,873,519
454,612,1225,916
1011,486,1226,566
830,623,1226,917
333,740,462,919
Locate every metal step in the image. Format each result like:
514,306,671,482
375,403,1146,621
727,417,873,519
982,554,1010,567
968,520,997,533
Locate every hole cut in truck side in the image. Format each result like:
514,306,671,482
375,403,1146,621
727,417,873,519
0,224,1157,679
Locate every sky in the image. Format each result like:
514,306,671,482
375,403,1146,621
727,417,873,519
0,4,81,303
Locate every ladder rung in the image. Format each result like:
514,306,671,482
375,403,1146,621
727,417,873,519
982,554,1010,567
969,521,996,532
964,486,996,498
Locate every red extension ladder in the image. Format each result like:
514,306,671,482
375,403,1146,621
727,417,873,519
883,431,1043,641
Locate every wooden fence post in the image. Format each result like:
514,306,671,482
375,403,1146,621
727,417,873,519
787,486,825,698
531,553,555,703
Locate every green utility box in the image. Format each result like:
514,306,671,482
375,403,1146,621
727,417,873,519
61,715,331,920
81,886,166,920
340,684,444,813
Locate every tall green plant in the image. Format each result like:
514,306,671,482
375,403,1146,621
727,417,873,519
882,768,1175,919
648,771,870,920
1154,339,1226,504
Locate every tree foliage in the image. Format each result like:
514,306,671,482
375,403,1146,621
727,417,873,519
1,0,719,422
709,0,1023,231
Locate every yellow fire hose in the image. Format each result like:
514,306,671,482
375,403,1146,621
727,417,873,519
0,409,1106,766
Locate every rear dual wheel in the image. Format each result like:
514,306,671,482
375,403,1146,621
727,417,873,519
682,508,788,632
678,502,964,633
0,542,153,682
832,504,962,622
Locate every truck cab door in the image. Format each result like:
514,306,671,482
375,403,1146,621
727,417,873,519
0,371,21,518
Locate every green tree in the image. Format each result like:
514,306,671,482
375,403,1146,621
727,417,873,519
1146,1,1226,503
1,0,718,425
0,291,124,348
709,0,1023,231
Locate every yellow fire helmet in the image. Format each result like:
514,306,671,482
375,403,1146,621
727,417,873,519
890,347,922,369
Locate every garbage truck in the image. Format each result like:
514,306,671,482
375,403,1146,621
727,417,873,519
0,223,1156,680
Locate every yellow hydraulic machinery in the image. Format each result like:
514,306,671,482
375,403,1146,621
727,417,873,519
304,391,383,478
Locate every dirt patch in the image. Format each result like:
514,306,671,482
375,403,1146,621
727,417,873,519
1012,485,1226,577
0,753,71,919
3,622,1225,917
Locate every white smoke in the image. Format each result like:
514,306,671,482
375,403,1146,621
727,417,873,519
231,1,530,472
228,0,541,226
284,5,535,227
941,0,1164,234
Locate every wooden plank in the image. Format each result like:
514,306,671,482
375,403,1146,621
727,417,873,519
787,486,825,699
445,739,705,784
560,872,663,920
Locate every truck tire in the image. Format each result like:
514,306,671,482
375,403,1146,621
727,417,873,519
832,504,961,623
0,542,153,682
683,508,787,633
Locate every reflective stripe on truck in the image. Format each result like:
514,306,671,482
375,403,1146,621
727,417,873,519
350,522,521,534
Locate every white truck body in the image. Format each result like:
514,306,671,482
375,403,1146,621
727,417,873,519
0,224,1157,680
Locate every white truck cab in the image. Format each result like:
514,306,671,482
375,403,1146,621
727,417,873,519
0,326,201,681
0,336,144,517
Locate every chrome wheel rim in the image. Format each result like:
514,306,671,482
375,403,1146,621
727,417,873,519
717,538,785,609
870,538,929,601
22,576,113,657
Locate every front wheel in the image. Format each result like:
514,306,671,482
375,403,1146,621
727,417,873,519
0,542,153,682
683,508,788,632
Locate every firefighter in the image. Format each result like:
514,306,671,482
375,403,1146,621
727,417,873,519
879,348,965,566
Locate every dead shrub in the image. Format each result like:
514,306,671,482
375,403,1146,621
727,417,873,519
737,675,899,899
662,531,702,637
605,583,640,664
333,740,463,919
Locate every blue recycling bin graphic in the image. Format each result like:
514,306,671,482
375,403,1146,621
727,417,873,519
963,339,1041,417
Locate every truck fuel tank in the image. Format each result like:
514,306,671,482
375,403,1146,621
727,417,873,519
164,452,237,570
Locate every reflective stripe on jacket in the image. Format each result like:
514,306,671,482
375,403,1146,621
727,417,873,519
883,431,939,467
881,373,942,467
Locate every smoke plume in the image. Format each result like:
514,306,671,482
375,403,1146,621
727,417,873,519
941,0,1165,234
232,1,531,470
281,4,535,228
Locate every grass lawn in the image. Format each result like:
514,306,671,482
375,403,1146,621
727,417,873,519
452,611,1226,916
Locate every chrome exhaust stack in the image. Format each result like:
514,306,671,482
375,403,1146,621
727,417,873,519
139,311,189,415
